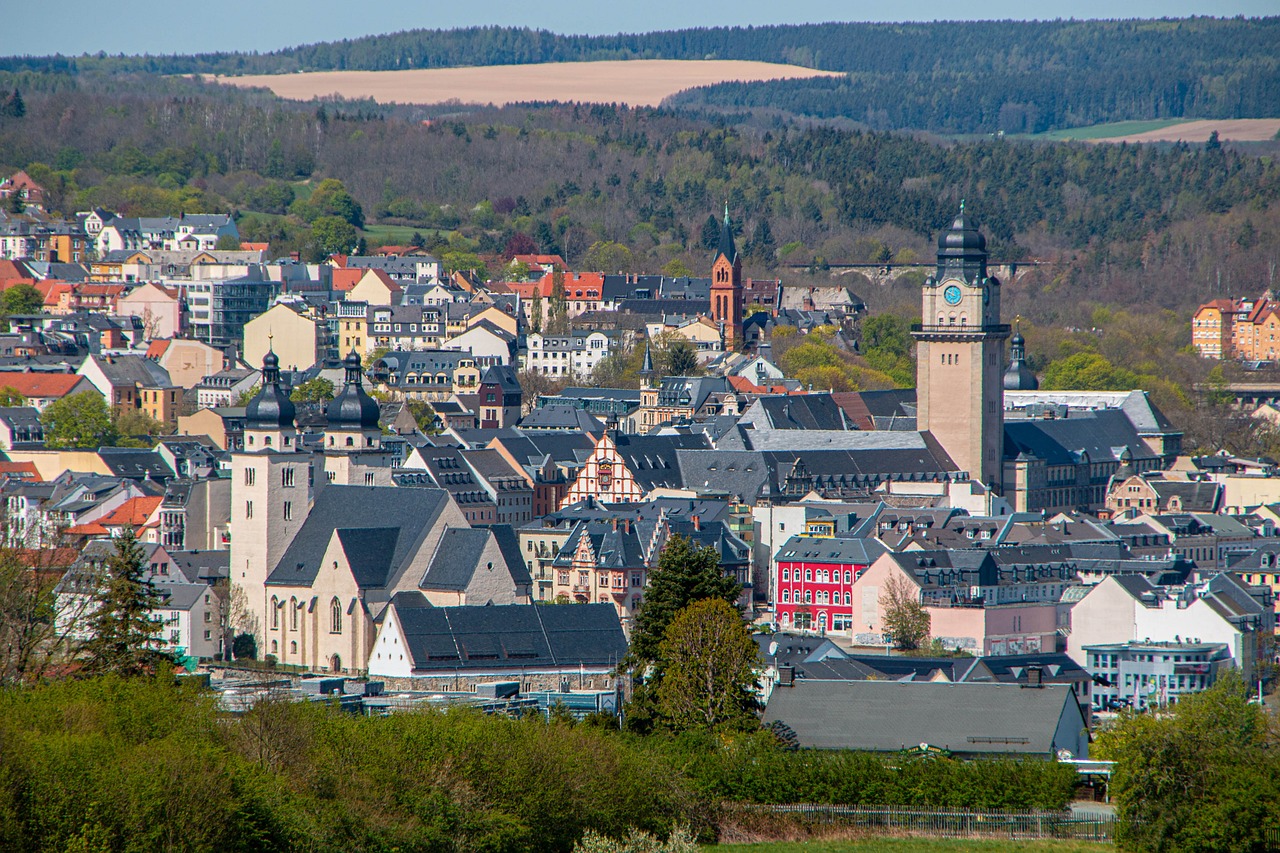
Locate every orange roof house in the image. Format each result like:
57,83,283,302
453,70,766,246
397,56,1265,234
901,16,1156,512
0,372,100,406
65,496,163,538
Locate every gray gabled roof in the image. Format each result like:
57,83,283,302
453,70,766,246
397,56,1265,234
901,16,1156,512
763,680,1084,755
392,602,626,671
420,527,493,591
266,486,452,588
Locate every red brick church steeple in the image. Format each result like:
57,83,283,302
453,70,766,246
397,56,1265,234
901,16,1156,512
710,204,744,350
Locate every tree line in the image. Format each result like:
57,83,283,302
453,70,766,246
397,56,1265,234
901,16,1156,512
3,18,1278,133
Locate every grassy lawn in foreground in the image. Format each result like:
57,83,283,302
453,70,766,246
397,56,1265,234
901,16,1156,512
708,840,1110,852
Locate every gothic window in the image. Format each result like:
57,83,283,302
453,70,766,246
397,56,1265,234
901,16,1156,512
245,500,253,519
244,467,255,486
284,501,292,521
290,598,298,631
282,467,295,487
330,598,342,634
270,596,279,629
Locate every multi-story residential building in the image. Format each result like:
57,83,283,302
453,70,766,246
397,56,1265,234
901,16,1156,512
1066,572,1271,680
477,365,522,429
773,534,888,633
522,330,618,379
184,276,279,349
77,354,182,425
369,350,485,402
366,304,445,350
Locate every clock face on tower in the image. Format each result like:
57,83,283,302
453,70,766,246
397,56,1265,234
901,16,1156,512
942,283,963,305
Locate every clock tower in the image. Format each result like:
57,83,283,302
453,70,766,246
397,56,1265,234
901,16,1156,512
913,208,1009,489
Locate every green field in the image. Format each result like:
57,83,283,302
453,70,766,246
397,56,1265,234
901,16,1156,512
1034,119,1189,141
710,840,1110,852
360,223,442,244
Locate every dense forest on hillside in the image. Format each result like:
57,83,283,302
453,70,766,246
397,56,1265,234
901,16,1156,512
1,72,1276,307
4,68,1280,454
2,19,1278,134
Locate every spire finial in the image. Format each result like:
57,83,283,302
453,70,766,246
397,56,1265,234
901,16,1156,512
959,199,965,213
723,201,730,224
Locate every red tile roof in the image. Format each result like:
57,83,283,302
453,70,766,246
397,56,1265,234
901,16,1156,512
0,461,41,481
67,496,163,536
0,372,88,399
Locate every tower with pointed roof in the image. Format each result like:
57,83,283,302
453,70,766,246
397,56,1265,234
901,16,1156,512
913,207,1009,489
710,205,744,350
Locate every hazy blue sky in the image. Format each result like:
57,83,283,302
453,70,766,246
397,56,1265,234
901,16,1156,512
3,0,1275,57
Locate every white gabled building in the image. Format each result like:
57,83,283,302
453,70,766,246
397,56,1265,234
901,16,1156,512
521,330,617,379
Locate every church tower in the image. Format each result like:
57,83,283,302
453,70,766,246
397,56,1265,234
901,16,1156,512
710,206,744,350
230,349,315,655
913,208,1008,489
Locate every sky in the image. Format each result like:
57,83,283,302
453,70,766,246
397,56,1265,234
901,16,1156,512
2,0,1276,57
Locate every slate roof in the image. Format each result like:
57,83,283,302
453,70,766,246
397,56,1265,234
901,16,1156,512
1003,409,1157,466
613,432,712,491
763,680,1084,756
392,602,627,671
420,528,494,591
1148,480,1223,513
740,394,850,431
518,405,603,432
266,486,452,588
97,448,176,481
88,354,173,388
168,550,230,584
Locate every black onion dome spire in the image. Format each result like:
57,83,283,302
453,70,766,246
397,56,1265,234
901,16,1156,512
1003,332,1039,391
326,350,380,430
935,201,989,281
245,348,296,430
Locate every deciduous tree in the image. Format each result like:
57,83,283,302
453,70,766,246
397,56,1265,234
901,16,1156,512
656,599,761,733
880,573,930,651
40,391,116,449
289,377,335,403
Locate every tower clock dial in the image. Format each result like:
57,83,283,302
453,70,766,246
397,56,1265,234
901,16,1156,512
942,283,963,305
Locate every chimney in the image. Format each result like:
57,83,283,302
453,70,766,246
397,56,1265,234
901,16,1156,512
692,514,701,531
622,519,631,534
778,665,795,686
611,517,618,532
1026,666,1043,687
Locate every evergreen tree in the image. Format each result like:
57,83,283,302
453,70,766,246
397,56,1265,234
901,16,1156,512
624,535,740,732
0,89,24,119
699,214,721,251
82,529,165,677
628,534,739,671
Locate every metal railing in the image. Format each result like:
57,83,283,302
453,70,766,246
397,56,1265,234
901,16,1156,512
740,804,1116,842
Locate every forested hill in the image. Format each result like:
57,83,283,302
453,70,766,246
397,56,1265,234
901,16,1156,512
2,19,1278,133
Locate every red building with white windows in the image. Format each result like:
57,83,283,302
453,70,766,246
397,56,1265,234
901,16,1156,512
774,535,887,634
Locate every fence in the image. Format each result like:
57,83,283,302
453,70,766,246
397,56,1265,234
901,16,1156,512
741,803,1117,842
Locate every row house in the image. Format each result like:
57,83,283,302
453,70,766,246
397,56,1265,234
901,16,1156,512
0,219,88,263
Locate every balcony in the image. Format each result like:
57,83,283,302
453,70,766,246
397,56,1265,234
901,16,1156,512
911,323,1011,339
571,583,591,594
